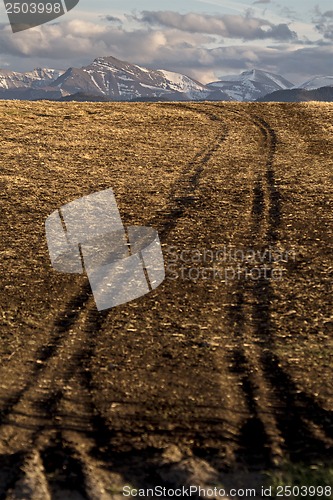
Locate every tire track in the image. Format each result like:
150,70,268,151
201,107,287,467
251,115,333,460
0,106,226,426
0,105,230,498
0,285,92,432
152,104,228,237
1,104,331,498
221,108,332,467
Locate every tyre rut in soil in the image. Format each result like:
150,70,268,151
0,106,226,426
0,105,229,497
225,111,332,467
0,285,91,428
252,116,332,461
152,104,228,237
34,105,229,497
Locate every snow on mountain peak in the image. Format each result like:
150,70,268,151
0,57,331,102
0,67,64,90
47,56,211,100
296,76,333,90
156,69,207,94
207,68,294,101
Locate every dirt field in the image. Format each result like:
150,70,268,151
0,101,332,499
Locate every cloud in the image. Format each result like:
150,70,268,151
0,12,330,85
104,16,122,24
0,19,212,67
313,7,333,40
137,11,297,41
253,0,271,4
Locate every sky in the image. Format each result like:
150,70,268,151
0,0,332,84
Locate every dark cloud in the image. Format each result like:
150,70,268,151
253,0,271,4
138,11,297,41
313,7,333,40
104,16,122,24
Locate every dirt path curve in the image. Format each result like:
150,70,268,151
0,102,332,499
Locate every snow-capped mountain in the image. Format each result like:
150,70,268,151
0,68,64,90
50,56,211,101
0,57,331,102
295,76,333,90
207,69,294,101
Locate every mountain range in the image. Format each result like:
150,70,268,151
0,56,332,102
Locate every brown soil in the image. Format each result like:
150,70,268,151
0,101,332,499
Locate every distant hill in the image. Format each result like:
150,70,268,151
0,87,62,100
129,88,232,102
258,86,333,102
58,92,111,102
